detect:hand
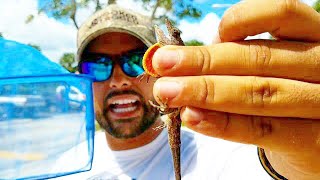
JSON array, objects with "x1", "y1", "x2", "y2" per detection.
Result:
[{"x1": 152, "y1": 0, "x2": 320, "y2": 179}]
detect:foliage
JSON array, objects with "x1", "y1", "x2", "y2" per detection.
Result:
[
  {"x1": 0, "y1": 32, "x2": 3, "y2": 38},
  {"x1": 95, "y1": 121, "x2": 102, "y2": 131},
  {"x1": 26, "y1": 0, "x2": 118, "y2": 29},
  {"x1": 314, "y1": 0, "x2": 320, "y2": 13},
  {"x1": 25, "y1": 14, "x2": 34, "y2": 24},
  {"x1": 137, "y1": 0, "x2": 202, "y2": 24},
  {"x1": 27, "y1": 0, "x2": 91, "y2": 29},
  {"x1": 59, "y1": 53, "x2": 77, "y2": 73},
  {"x1": 185, "y1": 39, "x2": 204, "y2": 46},
  {"x1": 28, "y1": 43, "x2": 41, "y2": 51}
]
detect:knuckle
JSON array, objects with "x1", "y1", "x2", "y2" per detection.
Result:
[
  {"x1": 195, "y1": 47, "x2": 212, "y2": 74},
  {"x1": 207, "y1": 111, "x2": 233, "y2": 139},
  {"x1": 214, "y1": 112, "x2": 232, "y2": 138},
  {"x1": 219, "y1": 3, "x2": 243, "y2": 36},
  {"x1": 247, "y1": 42, "x2": 272, "y2": 74},
  {"x1": 316, "y1": 135, "x2": 320, "y2": 153},
  {"x1": 228, "y1": 5, "x2": 242, "y2": 28},
  {"x1": 215, "y1": 114, "x2": 274, "y2": 144},
  {"x1": 310, "y1": 44, "x2": 320, "y2": 74},
  {"x1": 247, "y1": 116, "x2": 273, "y2": 144},
  {"x1": 313, "y1": 122, "x2": 320, "y2": 152},
  {"x1": 277, "y1": 0, "x2": 299, "y2": 17},
  {"x1": 246, "y1": 77, "x2": 277, "y2": 108},
  {"x1": 197, "y1": 77, "x2": 214, "y2": 106}
]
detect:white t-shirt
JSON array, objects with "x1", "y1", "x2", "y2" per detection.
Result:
[{"x1": 54, "y1": 126, "x2": 272, "y2": 180}]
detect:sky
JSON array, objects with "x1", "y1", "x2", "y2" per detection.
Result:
[{"x1": 0, "y1": 0, "x2": 318, "y2": 63}]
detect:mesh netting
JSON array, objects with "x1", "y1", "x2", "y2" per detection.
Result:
[{"x1": 0, "y1": 38, "x2": 94, "y2": 180}]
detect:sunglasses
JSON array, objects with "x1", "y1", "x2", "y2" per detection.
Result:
[{"x1": 79, "y1": 48, "x2": 147, "y2": 82}]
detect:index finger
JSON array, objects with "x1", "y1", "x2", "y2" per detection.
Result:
[
  {"x1": 152, "y1": 41, "x2": 320, "y2": 82},
  {"x1": 219, "y1": 0, "x2": 320, "y2": 42}
]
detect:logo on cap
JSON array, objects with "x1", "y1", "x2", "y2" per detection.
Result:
[{"x1": 89, "y1": 10, "x2": 139, "y2": 29}]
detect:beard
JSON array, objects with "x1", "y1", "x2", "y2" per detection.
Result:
[{"x1": 95, "y1": 89, "x2": 160, "y2": 139}]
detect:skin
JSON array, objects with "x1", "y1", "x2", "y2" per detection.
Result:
[
  {"x1": 85, "y1": 32, "x2": 163, "y2": 151},
  {"x1": 151, "y1": 0, "x2": 320, "y2": 179}
]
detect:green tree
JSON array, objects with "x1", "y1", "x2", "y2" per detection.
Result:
[
  {"x1": 137, "y1": 0, "x2": 202, "y2": 24},
  {"x1": 314, "y1": 0, "x2": 320, "y2": 13},
  {"x1": 0, "y1": 32, "x2": 3, "y2": 38},
  {"x1": 59, "y1": 53, "x2": 77, "y2": 72},
  {"x1": 185, "y1": 39, "x2": 204, "y2": 46},
  {"x1": 28, "y1": 43, "x2": 41, "y2": 51},
  {"x1": 26, "y1": 0, "x2": 118, "y2": 29}
]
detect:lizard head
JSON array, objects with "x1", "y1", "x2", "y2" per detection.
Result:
[{"x1": 165, "y1": 18, "x2": 182, "y2": 39}]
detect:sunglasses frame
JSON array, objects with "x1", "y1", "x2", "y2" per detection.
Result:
[{"x1": 79, "y1": 47, "x2": 147, "y2": 82}]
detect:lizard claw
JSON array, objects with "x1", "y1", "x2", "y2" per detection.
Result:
[
  {"x1": 137, "y1": 73, "x2": 150, "y2": 83},
  {"x1": 149, "y1": 98, "x2": 178, "y2": 115},
  {"x1": 154, "y1": 25, "x2": 170, "y2": 46},
  {"x1": 153, "y1": 123, "x2": 167, "y2": 131}
]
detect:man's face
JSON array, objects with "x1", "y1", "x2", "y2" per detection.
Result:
[{"x1": 84, "y1": 32, "x2": 159, "y2": 139}]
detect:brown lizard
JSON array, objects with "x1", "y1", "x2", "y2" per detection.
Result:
[{"x1": 141, "y1": 19, "x2": 184, "y2": 180}]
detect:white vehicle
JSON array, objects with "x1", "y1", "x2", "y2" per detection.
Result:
[
  {"x1": 56, "y1": 86, "x2": 86, "y2": 111},
  {"x1": 0, "y1": 95, "x2": 46, "y2": 119}
]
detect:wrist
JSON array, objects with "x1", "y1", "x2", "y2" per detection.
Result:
[
  {"x1": 258, "y1": 148, "x2": 320, "y2": 180},
  {"x1": 258, "y1": 148, "x2": 288, "y2": 180}
]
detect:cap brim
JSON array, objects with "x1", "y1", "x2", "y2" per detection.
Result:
[{"x1": 77, "y1": 27, "x2": 155, "y2": 62}]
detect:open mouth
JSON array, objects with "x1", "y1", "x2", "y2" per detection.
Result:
[
  {"x1": 107, "y1": 95, "x2": 142, "y2": 119},
  {"x1": 110, "y1": 99, "x2": 140, "y2": 113}
]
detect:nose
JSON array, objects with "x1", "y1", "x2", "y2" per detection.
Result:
[{"x1": 109, "y1": 64, "x2": 132, "y2": 89}]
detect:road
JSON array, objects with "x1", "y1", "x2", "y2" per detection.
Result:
[{"x1": 0, "y1": 112, "x2": 94, "y2": 180}]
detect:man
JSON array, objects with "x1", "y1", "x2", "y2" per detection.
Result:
[{"x1": 57, "y1": 4, "x2": 272, "y2": 180}]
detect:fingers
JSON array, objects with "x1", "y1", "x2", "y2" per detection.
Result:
[
  {"x1": 219, "y1": 0, "x2": 320, "y2": 42},
  {"x1": 180, "y1": 107, "x2": 320, "y2": 153},
  {"x1": 153, "y1": 76, "x2": 320, "y2": 119},
  {"x1": 153, "y1": 41, "x2": 320, "y2": 82}
]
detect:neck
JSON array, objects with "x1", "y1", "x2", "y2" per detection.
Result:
[{"x1": 105, "y1": 118, "x2": 165, "y2": 151}]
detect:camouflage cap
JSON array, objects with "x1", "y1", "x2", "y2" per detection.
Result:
[{"x1": 77, "y1": 4, "x2": 157, "y2": 62}]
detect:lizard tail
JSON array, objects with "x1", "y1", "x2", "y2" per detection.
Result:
[
  {"x1": 171, "y1": 146, "x2": 181, "y2": 180},
  {"x1": 168, "y1": 112, "x2": 182, "y2": 180}
]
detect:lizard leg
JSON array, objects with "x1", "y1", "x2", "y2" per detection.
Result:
[
  {"x1": 137, "y1": 72, "x2": 151, "y2": 83},
  {"x1": 154, "y1": 25, "x2": 171, "y2": 46}
]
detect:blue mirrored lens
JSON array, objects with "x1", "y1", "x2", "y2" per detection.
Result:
[
  {"x1": 120, "y1": 52, "x2": 144, "y2": 77},
  {"x1": 81, "y1": 62, "x2": 112, "y2": 81}
]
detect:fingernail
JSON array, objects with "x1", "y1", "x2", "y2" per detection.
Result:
[
  {"x1": 153, "y1": 48, "x2": 180, "y2": 70},
  {"x1": 154, "y1": 80, "x2": 182, "y2": 100},
  {"x1": 182, "y1": 107, "x2": 204, "y2": 125}
]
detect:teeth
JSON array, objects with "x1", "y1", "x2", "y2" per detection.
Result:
[
  {"x1": 112, "y1": 99, "x2": 137, "y2": 105},
  {"x1": 113, "y1": 106, "x2": 137, "y2": 113}
]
